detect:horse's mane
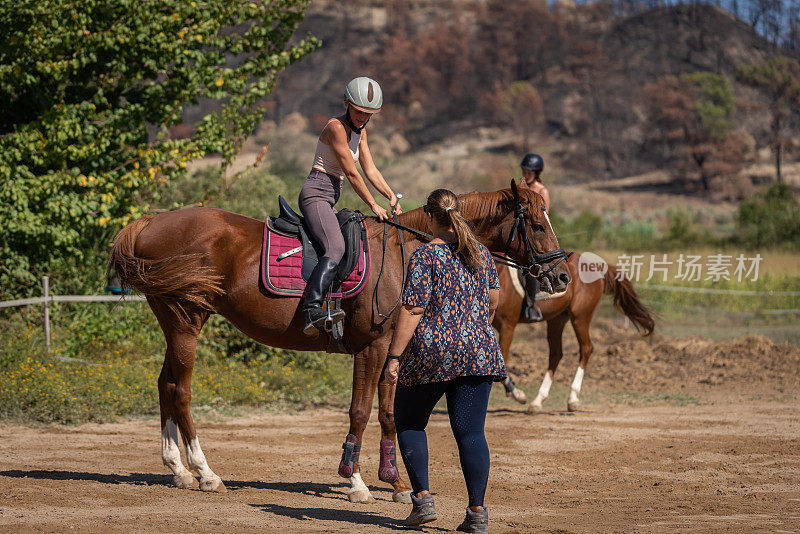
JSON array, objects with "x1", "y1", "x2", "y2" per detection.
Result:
[{"x1": 366, "y1": 188, "x2": 527, "y2": 242}]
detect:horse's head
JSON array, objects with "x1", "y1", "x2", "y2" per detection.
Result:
[{"x1": 485, "y1": 180, "x2": 571, "y2": 294}]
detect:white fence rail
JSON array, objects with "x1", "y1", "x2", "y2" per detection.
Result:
[
  {"x1": 0, "y1": 276, "x2": 146, "y2": 353},
  {"x1": 639, "y1": 284, "x2": 800, "y2": 297}
]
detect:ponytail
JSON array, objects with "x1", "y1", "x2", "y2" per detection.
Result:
[
  {"x1": 424, "y1": 189, "x2": 485, "y2": 269},
  {"x1": 449, "y1": 210, "x2": 484, "y2": 269}
]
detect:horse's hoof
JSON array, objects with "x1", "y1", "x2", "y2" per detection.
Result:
[
  {"x1": 527, "y1": 403, "x2": 544, "y2": 415},
  {"x1": 567, "y1": 400, "x2": 580, "y2": 412},
  {"x1": 348, "y1": 489, "x2": 373, "y2": 503},
  {"x1": 173, "y1": 472, "x2": 197, "y2": 489},
  {"x1": 393, "y1": 490, "x2": 412, "y2": 504},
  {"x1": 508, "y1": 388, "x2": 528, "y2": 404},
  {"x1": 199, "y1": 476, "x2": 227, "y2": 493}
]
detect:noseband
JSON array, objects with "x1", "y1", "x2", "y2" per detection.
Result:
[{"x1": 490, "y1": 202, "x2": 568, "y2": 276}]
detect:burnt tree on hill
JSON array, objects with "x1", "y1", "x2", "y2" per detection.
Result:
[
  {"x1": 642, "y1": 72, "x2": 744, "y2": 191},
  {"x1": 366, "y1": 19, "x2": 473, "y2": 130},
  {"x1": 483, "y1": 81, "x2": 545, "y2": 152},
  {"x1": 566, "y1": 38, "x2": 620, "y2": 173},
  {"x1": 475, "y1": 0, "x2": 565, "y2": 87},
  {"x1": 736, "y1": 56, "x2": 800, "y2": 183}
]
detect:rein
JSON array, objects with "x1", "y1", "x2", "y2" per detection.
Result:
[{"x1": 371, "y1": 214, "x2": 415, "y2": 322}]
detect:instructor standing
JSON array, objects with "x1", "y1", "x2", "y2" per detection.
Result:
[{"x1": 384, "y1": 189, "x2": 506, "y2": 533}]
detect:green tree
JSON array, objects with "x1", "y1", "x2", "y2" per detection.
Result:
[
  {"x1": 0, "y1": 0, "x2": 318, "y2": 298},
  {"x1": 736, "y1": 56, "x2": 800, "y2": 184}
]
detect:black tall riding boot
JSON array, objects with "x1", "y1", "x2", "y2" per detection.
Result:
[{"x1": 302, "y1": 257, "x2": 345, "y2": 336}]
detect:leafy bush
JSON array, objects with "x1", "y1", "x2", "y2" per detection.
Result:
[
  {"x1": 737, "y1": 183, "x2": 800, "y2": 249},
  {"x1": 613, "y1": 220, "x2": 657, "y2": 251},
  {"x1": 660, "y1": 209, "x2": 699, "y2": 248},
  {"x1": 552, "y1": 210, "x2": 602, "y2": 251},
  {"x1": 160, "y1": 165, "x2": 290, "y2": 220}
]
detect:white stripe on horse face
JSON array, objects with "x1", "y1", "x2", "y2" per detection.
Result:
[
  {"x1": 161, "y1": 419, "x2": 191, "y2": 476},
  {"x1": 542, "y1": 209, "x2": 559, "y2": 248}
]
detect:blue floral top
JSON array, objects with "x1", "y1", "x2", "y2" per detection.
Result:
[{"x1": 399, "y1": 241, "x2": 506, "y2": 386}]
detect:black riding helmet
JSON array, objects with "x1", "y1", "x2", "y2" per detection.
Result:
[{"x1": 520, "y1": 153, "x2": 544, "y2": 172}]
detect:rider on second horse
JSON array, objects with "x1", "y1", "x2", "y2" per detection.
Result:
[
  {"x1": 519, "y1": 153, "x2": 549, "y2": 210},
  {"x1": 299, "y1": 77, "x2": 402, "y2": 335},
  {"x1": 518, "y1": 153, "x2": 550, "y2": 321}
]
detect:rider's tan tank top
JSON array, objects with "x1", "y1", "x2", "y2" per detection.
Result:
[{"x1": 312, "y1": 123, "x2": 361, "y2": 181}]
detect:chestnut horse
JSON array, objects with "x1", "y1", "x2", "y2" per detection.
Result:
[
  {"x1": 108, "y1": 182, "x2": 569, "y2": 503},
  {"x1": 492, "y1": 253, "x2": 654, "y2": 413}
]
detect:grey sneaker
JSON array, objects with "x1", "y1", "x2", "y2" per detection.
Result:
[
  {"x1": 404, "y1": 493, "x2": 437, "y2": 527},
  {"x1": 456, "y1": 506, "x2": 488, "y2": 533}
]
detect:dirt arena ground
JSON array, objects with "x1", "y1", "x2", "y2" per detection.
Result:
[{"x1": 2, "y1": 321, "x2": 799, "y2": 533}]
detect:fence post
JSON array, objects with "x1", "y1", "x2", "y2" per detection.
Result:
[{"x1": 43, "y1": 276, "x2": 51, "y2": 354}]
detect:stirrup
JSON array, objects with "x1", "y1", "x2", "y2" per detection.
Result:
[
  {"x1": 302, "y1": 307, "x2": 345, "y2": 336},
  {"x1": 525, "y1": 304, "x2": 542, "y2": 322},
  {"x1": 322, "y1": 312, "x2": 345, "y2": 333}
]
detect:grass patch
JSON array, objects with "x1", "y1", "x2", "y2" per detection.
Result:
[{"x1": 0, "y1": 306, "x2": 352, "y2": 424}]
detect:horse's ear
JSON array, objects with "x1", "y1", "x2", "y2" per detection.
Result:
[{"x1": 510, "y1": 179, "x2": 519, "y2": 200}]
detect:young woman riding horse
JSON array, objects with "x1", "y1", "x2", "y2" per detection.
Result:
[
  {"x1": 493, "y1": 255, "x2": 654, "y2": 412},
  {"x1": 517, "y1": 153, "x2": 554, "y2": 322},
  {"x1": 299, "y1": 77, "x2": 401, "y2": 335},
  {"x1": 519, "y1": 153, "x2": 549, "y2": 210}
]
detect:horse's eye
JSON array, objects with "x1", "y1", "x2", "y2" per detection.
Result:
[{"x1": 531, "y1": 224, "x2": 545, "y2": 233}]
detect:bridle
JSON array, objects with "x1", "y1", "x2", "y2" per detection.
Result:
[{"x1": 491, "y1": 201, "x2": 568, "y2": 276}]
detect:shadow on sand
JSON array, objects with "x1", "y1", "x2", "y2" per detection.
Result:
[
  {"x1": 249, "y1": 503, "x2": 448, "y2": 531},
  {"x1": 0, "y1": 470, "x2": 395, "y2": 500},
  {"x1": 0, "y1": 469, "x2": 173, "y2": 486}
]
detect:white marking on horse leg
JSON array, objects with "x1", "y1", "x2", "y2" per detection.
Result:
[
  {"x1": 348, "y1": 472, "x2": 373, "y2": 503},
  {"x1": 530, "y1": 372, "x2": 552, "y2": 413},
  {"x1": 161, "y1": 419, "x2": 195, "y2": 489},
  {"x1": 568, "y1": 366, "x2": 585, "y2": 412},
  {"x1": 186, "y1": 436, "x2": 226, "y2": 492}
]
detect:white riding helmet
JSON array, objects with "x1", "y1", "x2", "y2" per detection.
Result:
[{"x1": 344, "y1": 77, "x2": 383, "y2": 113}]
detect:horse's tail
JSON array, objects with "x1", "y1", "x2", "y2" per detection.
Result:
[
  {"x1": 603, "y1": 264, "x2": 655, "y2": 336},
  {"x1": 107, "y1": 215, "x2": 223, "y2": 318}
]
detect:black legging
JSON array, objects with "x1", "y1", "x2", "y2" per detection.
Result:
[{"x1": 394, "y1": 376, "x2": 493, "y2": 507}]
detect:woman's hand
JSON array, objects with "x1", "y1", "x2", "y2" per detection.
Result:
[
  {"x1": 384, "y1": 358, "x2": 399, "y2": 385},
  {"x1": 390, "y1": 198, "x2": 402, "y2": 216},
  {"x1": 372, "y1": 203, "x2": 389, "y2": 221}
]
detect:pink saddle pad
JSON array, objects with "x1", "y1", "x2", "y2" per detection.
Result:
[{"x1": 261, "y1": 220, "x2": 369, "y2": 298}]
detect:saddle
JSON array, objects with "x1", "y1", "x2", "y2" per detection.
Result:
[
  {"x1": 261, "y1": 196, "x2": 369, "y2": 299},
  {"x1": 261, "y1": 197, "x2": 370, "y2": 354}
]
